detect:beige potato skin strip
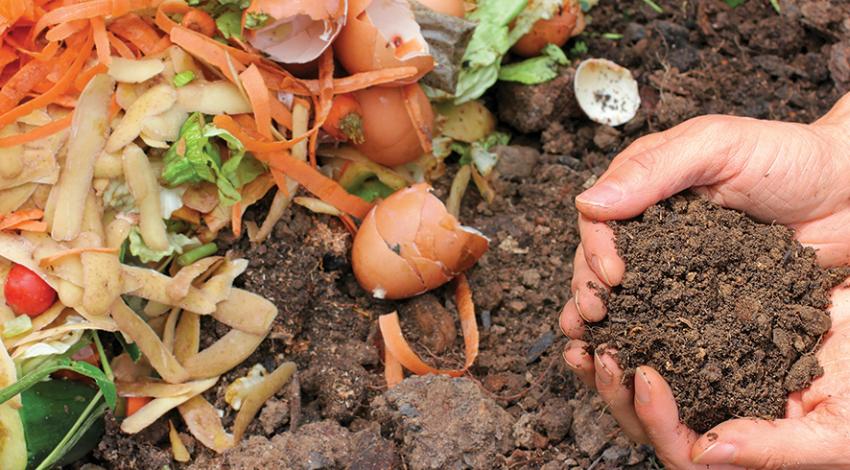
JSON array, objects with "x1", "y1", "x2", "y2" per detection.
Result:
[
  {"x1": 178, "y1": 395, "x2": 233, "y2": 453},
  {"x1": 110, "y1": 300, "x2": 189, "y2": 384},
  {"x1": 120, "y1": 377, "x2": 217, "y2": 434},
  {"x1": 0, "y1": 184, "x2": 37, "y2": 215},
  {"x1": 52, "y1": 74, "x2": 114, "y2": 240},
  {"x1": 106, "y1": 84, "x2": 176, "y2": 153},
  {"x1": 121, "y1": 265, "x2": 216, "y2": 314},
  {"x1": 81, "y1": 250, "x2": 122, "y2": 316},
  {"x1": 0, "y1": 123, "x2": 23, "y2": 179},
  {"x1": 211, "y1": 288, "x2": 275, "y2": 336},
  {"x1": 173, "y1": 310, "x2": 199, "y2": 363},
  {"x1": 122, "y1": 144, "x2": 169, "y2": 251}
]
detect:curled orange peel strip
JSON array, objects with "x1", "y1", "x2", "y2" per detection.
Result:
[{"x1": 379, "y1": 274, "x2": 479, "y2": 386}]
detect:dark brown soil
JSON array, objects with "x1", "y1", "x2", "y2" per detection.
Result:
[
  {"x1": 588, "y1": 195, "x2": 842, "y2": 433},
  {"x1": 87, "y1": 0, "x2": 850, "y2": 468}
]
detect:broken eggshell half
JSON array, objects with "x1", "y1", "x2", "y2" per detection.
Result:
[
  {"x1": 246, "y1": 0, "x2": 347, "y2": 64},
  {"x1": 574, "y1": 58, "x2": 640, "y2": 127},
  {"x1": 352, "y1": 183, "x2": 488, "y2": 300},
  {"x1": 334, "y1": 0, "x2": 435, "y2": 84}
]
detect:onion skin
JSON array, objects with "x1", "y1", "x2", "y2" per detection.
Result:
[
  {"x1": 352, "y1": 184, "x2": 488, "y2": 300},
  {"x1": 334, "y1": 0, "x2": 434, "y2": 84},
  {"x1": 512, "y1": 0, "x2": 584, "y2": 58},
  {"x1": 418, "y1": 0, "x2": 465, "y2": 17},
  {"x1": 352, "y1": 85, "x2": 433, "y2": 167}
]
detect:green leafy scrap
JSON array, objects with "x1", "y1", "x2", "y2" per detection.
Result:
[
  {"x1": 162, "y1": 113, "x2": 266, "y2": 207},
  {"x1": 498, "y1": 43, "x2": 569, "y2": 85},
  {"x1": 245, "y1": 12, "x2": 270, "y2": 29},
  {"x1": 128, "y1": 227, "x2": 199, "y2": 264}
]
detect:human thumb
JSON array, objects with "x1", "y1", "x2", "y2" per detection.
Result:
[
  {"x1": 690, "y1": 411, "x2": 847, "y2": 468},
  {"x1": 576, "y1": 119, "x2": 739, "y2": 221}
]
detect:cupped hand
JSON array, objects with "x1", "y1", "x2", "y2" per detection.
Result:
[
  {"x1": 559, "y1": 93, "x2": 850, "y2": 468},
  {"x1": 564, "y1": 281, "x2": 850, "y2": 469}
]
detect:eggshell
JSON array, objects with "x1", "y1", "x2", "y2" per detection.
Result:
[
  {"x1": 352, "y1": 84, "x2": 434, "y2": 167},
  {"x1": 512, "y1": 0, "x2": 583, "y2": 58},
  {"x1": 351, "y1": 205, "x2": 425, "y2": 299},
  {"x1": 246, "y1": 0, "x2": 347, "y2": 64},
  {"x1": 352, "y1": 184, "x2": 489, "y2": 300},
  {"x1": 574, "y1": 58, "x2": 640, "y2": 127},
  {"x1": 418, "y1": 0, "x2": 465, "y2": 17},
  {"x1": 334, "y1": 0, "x2": 434, "y2": 84}
]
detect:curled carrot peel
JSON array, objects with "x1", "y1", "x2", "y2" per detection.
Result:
[
  {"x1": 0, "y1": 113, "x2": 71, "y2": 148},
  {"x1": 212, "y1": 114, "x2": 304, "y2": 153},
  {"x1": 289, "y1": 67, "x2": 421, "y2": 96},
  {"x1": 126, "y1": 396, "x2": 152, "y2": 416},
  {"x1": 180, "y1": 9, "x2": 216, "y2": 37},
  {"x1": 91, "y1": 16, "x2": 110, "y2": 65},
  {"x1": 38, "y1": 247, "x2": 119, "y2": 267},
  {"x1": 0, "y1": 57, "x2": 52, "y2": 113},
  {"x1": 45, "y1": 19, "x2": 87, "y2": 42},
  {"x1": 0, "y1": 209, "x2": 43, "y2": 231},
  {"x1": 0, "y1": 30, "x2": 92, "y2": 130},
  {"x1": 239, "y1": 64, "x2": 272, "y2": 139},
  {"x1": 109, "y1": 13, "x2": 162, "y2": 55},
  {"x1": 260, "y1": 149, "x2": 372, "y2": 220},
  {"x1": 107, "y1": 31, "x2": 135, "y2": 59},
  {"x1": 379, "y1": 275, "x2": 479, "y2": 386}
]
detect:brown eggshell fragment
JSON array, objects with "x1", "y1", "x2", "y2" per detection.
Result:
[
  {"x1": 246, "y1": 0, "x2": 347, "y2": 64},
  {"x1": 512, "y1": 0, "x2": 583, "y2": 58},
  {"x1": 352, "y1": 184, "x2": 489, "y2": 300},
  {"x1": 334, "y1": 0, "x2": 435, "y2": 83},
  {"x1": 352, "y1": 85, "x2": 434, "y2": 167},
  {"x1": 351, "y1": 205, "x2": 425, "y2": 299}
]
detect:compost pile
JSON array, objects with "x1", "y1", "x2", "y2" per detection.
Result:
[{"x1": 589, "y1": 194, "x2": 845, "y2": 433}]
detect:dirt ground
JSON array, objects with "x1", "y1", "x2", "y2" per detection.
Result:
[{"x1": 85, "y1": 0, "x2": 850, "y2": 469}]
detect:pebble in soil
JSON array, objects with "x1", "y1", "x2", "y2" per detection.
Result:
[{"x1": 587, "y1": 194, "x2": 846, "y2": 433}]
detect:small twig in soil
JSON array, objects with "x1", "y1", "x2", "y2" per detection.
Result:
[
  {"x1": 586, "y1": 452, "x2": 605, "y2": 470},
  {"x1": 769, "y1": 0, "x2": 781, "y2": 14},
  {"x1": 642, "y1": 0, "x2": 664, "y2": 14},
  {"x1": 288, "y1": 372, "x2": 301, "y2": 433}
]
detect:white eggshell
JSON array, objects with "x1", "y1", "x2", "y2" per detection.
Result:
[{"x1": 574, "y1": 58, "x2": 640, "y2": 127}]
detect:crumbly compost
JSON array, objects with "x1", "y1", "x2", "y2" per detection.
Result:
[{"x1": 588, "y1": 194, "x2": 844, "y2": 433}]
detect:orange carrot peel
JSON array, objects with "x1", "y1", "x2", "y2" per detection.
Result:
[{"x1": 379, "y1": 275, "x2": 479, "y2": 387}]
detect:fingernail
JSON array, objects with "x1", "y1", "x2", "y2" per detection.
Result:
[
  {"x1": 576, "y1": 183, "x2": 623, "y2": 209},
  {"x1": 595, "y1": 352, "x2": 613, "y2": 385},
  {"x1": 635, "y1": 368, "x2": 651, "y2": 404},
  {"x1": 574, "y1": 294, "x2": 590, "y2": 322},
  {"x1": 693, "y1": 442, "x2": 737, "y2": 465},
  {"x1": 563, "y1": 349, "x2": 580, "y2": 369},
  {"x1": 591, "y1": 255, "x2": 613, "y2": 286}
]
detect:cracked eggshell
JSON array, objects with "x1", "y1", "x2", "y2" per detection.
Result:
[
  {"x1": 334, "y1": 0, "x2": 435, "y2": 84},
  {"x1": 512, "y1": 0, "x2": 584, "y2": 58},
  {"x1": 246, "y1": 0, "x2": 347, "y2": 64},
  {"x1": 352, "y1": 84, "x2": 434, "y2": 167},
  {"x1": 574, "y1": 58, "x2": 640, "y2": 127},
  {"x1": 352, "y1": 184, "x2": 489, "y2": 300}
]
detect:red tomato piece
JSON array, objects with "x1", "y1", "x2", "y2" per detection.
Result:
[{"x1": 4, "y1": 263, "x2": 56, "y2": 317}]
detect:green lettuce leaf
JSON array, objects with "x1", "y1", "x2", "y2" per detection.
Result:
[
  {"x1": 455, "y1": 131, "x2": 510, "y2": 176},
  {"x1": 498, "y1": 43, "x2": 569, "y2": 84},
  {"x1": 162, "y1": 113, "x2": 266, "y2": 207},
  {"x1": 127, "y1": 227, "x2": 199, "y2": 263},
  {"x1": 216, "y1": 10, "x2": 242, "y2": 39},
  {"x1": 455, "y1": 0, "x2": 565, "y2": 103}
]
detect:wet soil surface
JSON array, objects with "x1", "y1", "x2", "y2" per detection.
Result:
[
  {"x1": 587, "y1": 195, "x2": 842, "y2": 433},
  {"x1": 88, "y1": 0, "x2": 850, "y2": 469}
]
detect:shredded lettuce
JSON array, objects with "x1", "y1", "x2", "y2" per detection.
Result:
[
  {"x1": 498, "y1": 43, "x2": 569, "y2": 84},
  {"x1": 102, "y1": 180, "x2": 136, "y2": 213},
  {"x1": 187, "y1": 0, "x2": 250, "y2": 39},
  {"x1": 2, "y1": 315, "x2": 32, "y2": 339},
  {"x1": 455, "y1": 0, "x2": 565, "y2": 103},
  {"x1": 173, "y1": 70, "x2": 196, "y2": 87},
  {"x1": 456, "y1": 131, "x2": 511, "y2": 176},
  {"x1": 127, "y1": 227, "x2": 200, "y2": 263},
  {"x1": 161, "y1": 113, "x2": 266, "y2": 207}
]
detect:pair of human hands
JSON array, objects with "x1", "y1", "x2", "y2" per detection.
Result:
[{"x1": 560, "y1": 93, "x2": 850, "y2": 469}]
